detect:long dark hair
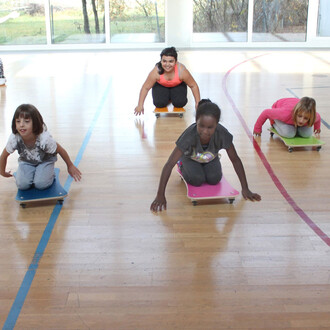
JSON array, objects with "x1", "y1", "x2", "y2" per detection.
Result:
[{"x1": 156, "y1": 47, "x2": 178, "y2": 74}]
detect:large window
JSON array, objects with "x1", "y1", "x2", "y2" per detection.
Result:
[
  {"x1": 318, "y1": 0, "x2": 330, "y2": 37},
  {"x1": 193, "y1": 0, "x2": 310, "y2": 44},
  {"x1": 50, "y1": 0, "x2": 105, "y2": 44},
  {"x1": 0, "y1": 0, "x2": 47, "y2": 45},
  {"x1": 0, "y1": 0, "x2": 164, "y2": 46},
  {"x1": 253, "y1": 0, "x2": 308, "y2": 42},
  {"x1": 0, "y1": 0, "x2": 329, "y2": 49},
  {"x1": 109, "y1": 0, "x2": 165, "y2": 43},
  {"x1": 193, "y1": 0, "x2": 248, "y2": 42}
]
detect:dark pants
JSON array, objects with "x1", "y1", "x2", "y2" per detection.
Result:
[
  {"x1": 152, "y1": 82, "x2": 187, "y2": 108},
  {"x1": 181, "y1": 156, "x2": 222, "y2": 186},
  {"x1": 0, "y1": 58, "x2": 4, "y2": 78}
]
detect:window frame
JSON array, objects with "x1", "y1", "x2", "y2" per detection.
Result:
[{"x1": 0, "y1": 0, "x2": 329, "y2": 51}]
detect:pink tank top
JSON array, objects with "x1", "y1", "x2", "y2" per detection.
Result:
[{"x1": 158, "y1": 64, "x2": 182, "y2": 88}]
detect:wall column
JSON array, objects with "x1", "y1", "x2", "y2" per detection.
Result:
[{"x1": 166, "y1": 0, "x2": 192, "y2": 47}]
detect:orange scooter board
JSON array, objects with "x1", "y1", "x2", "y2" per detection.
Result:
[
  {"x1": 176, "y1": 164, "x2": 239, "y2": 205},
  {"x1": 154, "y1": 106, "x2": 185, "y2": 118}
]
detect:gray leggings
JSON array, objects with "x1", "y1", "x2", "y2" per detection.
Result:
[
  {"x1": 16, "y1": 161, "x2": 55, "y2": 190},
  {"x1": 274, "y1": 120, "x2": 313, "y2": 138},
  {"x1": 181, "y1": 156, "x2": 222, "y2": 186}
]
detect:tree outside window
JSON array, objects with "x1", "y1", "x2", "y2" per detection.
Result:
[
  {"x1": 109, "y1": 0, "x2": 165, "y2": 43},
  {"x1": 253, "y1": 0, "x2": 309, "y2": 42}
]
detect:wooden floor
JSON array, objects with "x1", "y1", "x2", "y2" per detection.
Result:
[{"x1": 0, "y1": 49, "x2": 330, "y2": 329}]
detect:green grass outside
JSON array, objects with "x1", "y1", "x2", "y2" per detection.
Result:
[
  {"x1": 110, "y1": 16, "x2": 165, "y2": 35},
  {"x1": 0, "y1": 15, "x2": 47, "y2": 44},
  {"x1": 0, "y1": 12, "x2": 165, "y2": 45}
]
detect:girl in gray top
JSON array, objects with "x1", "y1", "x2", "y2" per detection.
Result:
[
  {"x1": 0, "y1": 104, "x2": 81, "y2": 190},
  {"x1": 150, "y1": 100, "x2": 261, "y2": 212}
]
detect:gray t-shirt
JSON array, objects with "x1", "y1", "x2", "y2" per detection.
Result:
[
  {"x1": 6, "y1": 131, "x2": 57, "y2": 165},
  {"x1": 176, "y1": 123, "x2": 233, "y2": 163}
]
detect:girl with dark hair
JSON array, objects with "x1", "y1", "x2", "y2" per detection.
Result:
[
  {"x1": 134, "y1": 47, "x2": 200, "y2": 115},
  {"x1": 150, "y1": 100, "x2": 261, "y2": 212},
  {"x1": 0, "y1": 58, "x2": 6, "y2": 86},
  {"x1": 0, "y1": 104, "x2": 81, "y2": 190}
]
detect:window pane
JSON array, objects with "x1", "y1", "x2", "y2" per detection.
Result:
[
  {"x1": 193, "y1": 0, "x2": 248, "y2": 43},
  {"x1": 318, "y1": 0, "x2": 330, "y2": 36},
  {"x1": 109, "y1": 0, "x2": 165, "y2": 43},
  {"x1": 253, "y1": 0, "x2": 308, "y2": 42},
  {"x1": 0, "y1": 1, "x2": 46, "y2": 45},
  {"x1": 50, "y1": 0, "x2": 105, "y2": 44}
]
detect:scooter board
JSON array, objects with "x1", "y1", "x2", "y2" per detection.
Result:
[
  {"x1": 15, "y1": 168, "x2": 68, "y2": 208},
  {"x1": 268, "y1": 127, "x2": 325, "y2": 152},
  {"x1": 176, "y1": 165, "x2": 239, "y2": 205},
  {"x1": 154, "y1": 107, "x2": 185, "y2": 118}
]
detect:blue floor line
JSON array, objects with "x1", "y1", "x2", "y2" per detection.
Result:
[{"x1": 3, "y1": 81, "x2": 112, "y2": 330}]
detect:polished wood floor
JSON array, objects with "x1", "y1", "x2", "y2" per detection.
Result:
[{"x1": 0, "y1": 49, "x2": 330, "y2": 329}]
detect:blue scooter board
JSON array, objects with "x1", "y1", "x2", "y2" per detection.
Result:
[{"x1": 16, "y1": 168, "x2": 68, "y2": 208}]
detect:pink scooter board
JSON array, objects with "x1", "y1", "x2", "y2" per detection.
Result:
[{"x1": 176, "y1": 164, "x2": 239, "y2": 205}]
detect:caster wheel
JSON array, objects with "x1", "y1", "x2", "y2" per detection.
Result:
[
  {"x1": 229, "y1": 198, "x2": 234, "y2": 204},
  {"x1": 179, "y1": 114, "x2": 183, "y2": 118},
  {"x1": 270, "y1": 132, "x2": 274, "y2": 137},
  {"x1": 288, "y1": 147, "x2": 293, "y2": 153},
  {"x1": 192, "y1": 201, "x2": 197, "y2": 206},
  {"x1": 317, "y1": 146, "x2": 321, "y2": 151},
  {"x1": 155, "y1": 114, "x2": 160, "y2": 118},
  {"x1": 20, "y1": 203, "x2": 26, "y2": 208}
]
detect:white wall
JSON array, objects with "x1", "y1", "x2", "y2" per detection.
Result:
[
  {"x1": 318, "y1": 0, "x2": 330, "y2": 36},
  {"x1": 166, "y1": 0, "x2": 192, "y2": 47}
]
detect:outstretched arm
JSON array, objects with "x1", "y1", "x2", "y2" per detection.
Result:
[
  {"x1": 181, "y1": 66, "x2": 200, "y2": 109},
  {"x1": 0, "y1": 148, "x2": 13, "y2": 177},
  {"x1": 134, "y1": 68, "x2": 158, "y2": 116},
  {"x1": 253, "y1": 108, "x2": 275, "y2": 135},
  {"x1": 314, "y1": 112, "x2": 321, "y2": 137},
  {"x1": 226, "y1": 144, "x2": 261, "y2": 201},
  {"x1": 150, "y1": 146, "x2": 183, "y2": 212},
  {"x1": 56, "y1": 143, "x2": 81, "y2": 181}
]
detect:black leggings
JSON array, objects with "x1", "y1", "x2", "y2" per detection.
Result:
[
  {"x1": 181, "y1": 156, "x2": 222, "y2": 186},
  {"x1": 0, "y1": 59, "x2": 4, "y2": 78},
  {"x1": 152, "y1": 82, "x2": 187, "y2": 108}
]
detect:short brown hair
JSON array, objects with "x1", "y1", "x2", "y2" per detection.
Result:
[{"x1": 12, "y1": 104, "x2": 45, "y2": 135}]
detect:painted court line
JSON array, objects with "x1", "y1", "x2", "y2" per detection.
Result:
[
  {"x1": 222, "y1": 54, "x2": 330, "y2": 247},
  {"x1": 3, "y1": 81, "x2": 112, "y2": 330}
]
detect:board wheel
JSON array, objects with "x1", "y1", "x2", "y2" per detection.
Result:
[
  {"x1": 316, "y1": 146, "x2": 321, "y2": 151},
  {"x1": 155, "y1": 113, "x2": 160, "y2": 118},
  {"x1": 20, "y1": 203, "x2": 26, "y2": 208},
  {"x1": 229, "y1": 198, "x2": 235, "y2": 204},
  {"x1": 270, "y1": 132, "x2": 274, "y2": 137},
  {"x1": 179, "y1": 114, "x2": 183, "y2": 118},
  {"x1": 288, "y1": 147, "x2": 293, "y2": 153},
  {"x1": 58, "y1": 199, "x2": 64, "y2": 205},
  {"x1": 192, "y1": 201, "x2": 197, "y2": 206}
]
